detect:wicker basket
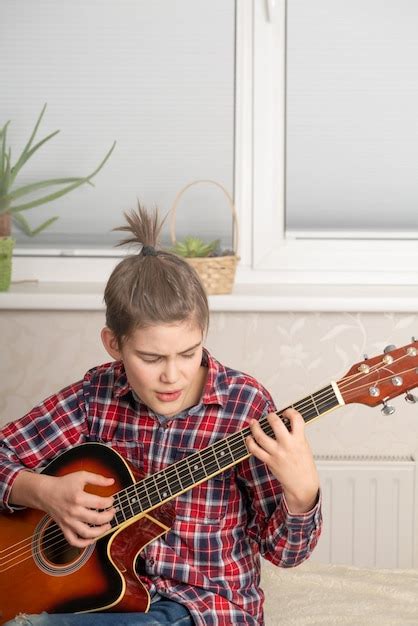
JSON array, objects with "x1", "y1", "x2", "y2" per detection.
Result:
[
  {"x1": 0, "y1": 238, "x2": 14, "y2": 292},
  {"x1": 169, "y1": 179, "x2": 239, "y2": 295}
]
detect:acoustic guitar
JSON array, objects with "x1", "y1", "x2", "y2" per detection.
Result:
[{"x1": 1, "y1": 341, "x2": 417, "y2": 623}]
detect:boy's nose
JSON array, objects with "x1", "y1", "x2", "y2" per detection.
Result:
[{"x1": 161, "y1": 360, "x2": 179, "y2": 383}]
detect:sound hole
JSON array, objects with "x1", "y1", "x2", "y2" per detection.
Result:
[
  {"x1": 33, "y1": 516, "x2": 94, "y2": 576},
  {"x1": 41, "y1": 520, "x2": 81, "y2": 565}
]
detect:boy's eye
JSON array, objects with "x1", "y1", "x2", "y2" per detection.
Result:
[
  {"x1": 141, "y1": 356, "x2": 161, "y2": 363},
  {"x1": 139, "y1": 352, "x2": 195, "y2": 362}
]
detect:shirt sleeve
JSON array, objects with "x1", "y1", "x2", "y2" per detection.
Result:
[
  {"x1": 236, "y1": 387, "x2": 322, "y2": 568},
  {"x1": 237, "y1": 452, "x2": 322, "y2": 567},
  {"x1": 0, "y1": 379, "x2": 89, "y2": 511}
]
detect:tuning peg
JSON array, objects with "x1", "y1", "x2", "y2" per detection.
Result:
[
  {"x1": 405, "y1": 392, "x2": 418, "y2": 404},
  {"x1": 391, "y1": 376, "x2": 403, "y2": 387},
  {"x1": 381, "y1": 400, "x2": 395, "y2": 416},
  {"x1": 411, "y1": 336, "x2": 416, "y2": 342},
  {"x1": 384, "y1": 344, "x2": 396, "y2": 354}
]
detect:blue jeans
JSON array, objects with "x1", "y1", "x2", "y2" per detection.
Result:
[{"x1": 4, "y1": 599, "x2": 193, "y2": 626}]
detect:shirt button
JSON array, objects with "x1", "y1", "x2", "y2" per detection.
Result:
[{"x1": 148, "y1": 558, "x2": 155, "y2": 566}]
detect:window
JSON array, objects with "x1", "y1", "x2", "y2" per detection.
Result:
[
  {"x1": 236, "y1": 0, "x2": 418, "y2": 285},
  {"x1": 2, "y1": 0, "x2": 235, "y2": 282}
]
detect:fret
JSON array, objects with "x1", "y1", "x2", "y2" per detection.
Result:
[
  {"x1": 224, "y1": 435, "x2": 237, "y2": 463},
  {"x1": 175, "y1": 456, "x2": 196, "y2": 490},
  {"x1": 310, "y1": 394, "x2": 320, "y2": 416},
  {"x1": 112, "y1": 495, "x2": 128, "y2": 527},
  {"x1": 136, "y1": 479, "x2": 153, "y2": 512},
  {"x1": 187, "y1": 453, "x2": 208, "y2": 483},
  {"x1": 125, "y1": 491, "x2": 138, "y2": 519},
  {"x1": 154, "y1": 470, "x2": 172, "y2": 502},
  {"x1": 165, "y1": 462, "x2": 183, "y2": 495},
  {"x1": 294, "y1": 385, "x2": 339, "y2": 424},
  {"x1": 300, "y1": 406, "x2": 320, "y2": 422},
  {"x1": 110, "y1": 505, "x2": 120, "y2": 529},
  {"x1": 227, "y1": 430, "x2": 248, "y2": 462},
  {"x1": 110, "y1": 514, "x2": 122, "y2": 529},
  {"x1": 314, "y1": 385, "x2": 339, "y2": 415},
  {"x1": 214, "y1": 438, "x2": 234, "y2": 468},
  {"x1": 147, "y1": 475, "x2": 164, "y2": 507},
  {"x1": 112, "y1": 487, "x2": 145, "y2": 527},
  {"x1": 260, "y1": 416, "x2": 274, "y2": 438},
  {"x1": 294, "y1": 398, "x2": 316, "y2": 422},
  {"x1": 201, "y1": 447, "x2": 220, "y2": 476}
]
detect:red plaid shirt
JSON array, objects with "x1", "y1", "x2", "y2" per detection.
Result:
[{"x1": 0, "y1": 349, "x2": 321, "y2": 625}]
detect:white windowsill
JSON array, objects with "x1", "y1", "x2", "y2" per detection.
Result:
[{"x1": 1, "y1": 281, "x2": 418, "y2": 312}]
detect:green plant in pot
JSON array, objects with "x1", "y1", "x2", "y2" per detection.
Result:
[
  {"x1": 0, "y1": 104, "x2": 115, "y2": 291},
  {"x1": 171, "y1": 236, "x2": 220, "y2": 258}
]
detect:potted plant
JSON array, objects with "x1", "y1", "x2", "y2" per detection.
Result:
[
  {"x1": 171, "y1": 236, "x2": 220, "y2": 258},
  {"x1": 0, "y1": 104, "x2": 115, "y2": 290},
  {"x1": 170, "y1": 234, "x2": 237, "y2": 295},
  {"x1": 168, "y1": 180, "x2": 239, "y2": 295}
]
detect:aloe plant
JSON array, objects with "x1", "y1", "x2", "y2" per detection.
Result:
[
  {"x1": 0, "y1": 104, "x2": 115, "y2": 237},
  {"x1": 171, "y1": 236, "x2": 220, "y2": 258}
]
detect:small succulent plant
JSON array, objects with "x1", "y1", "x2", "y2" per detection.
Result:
[{"x1": 171, "y1": 236, "x2": 220, "y2": 258}]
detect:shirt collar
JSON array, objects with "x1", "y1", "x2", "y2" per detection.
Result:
[
  {"x1": 113, "y1": 362, "x2": 130, "y2": 398},
  {"x1": 200, "y1": 347, "x2": 228, "y2": 408}
]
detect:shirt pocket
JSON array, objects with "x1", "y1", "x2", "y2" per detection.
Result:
[
  {"x1": 173, "y1": 447, "x2": 233, "y2": 524},
  {"x1": 91, "y1": 429, "x2": 145, "y2": 473}
]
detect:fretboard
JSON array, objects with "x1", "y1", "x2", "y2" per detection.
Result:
[{"x1": 111, "y1": 383, "x2": 340, "y2": 528}]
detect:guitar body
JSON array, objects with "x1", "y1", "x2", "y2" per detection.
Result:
[{"x1": 0, "y1": 443, "x2": 175, "y2": 624}]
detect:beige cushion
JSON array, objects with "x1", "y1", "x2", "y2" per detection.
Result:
[{"x1": 262, "y1": 559, "x2": 418, "y2": 625}]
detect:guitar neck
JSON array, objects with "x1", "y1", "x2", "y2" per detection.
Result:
[{"x1": 111, "y1": 383, "x2": 342, "y2": 529}]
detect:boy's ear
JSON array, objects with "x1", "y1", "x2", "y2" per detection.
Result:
[{"x1": 101, "y1": 327, "x2": 122, "y2": 360}]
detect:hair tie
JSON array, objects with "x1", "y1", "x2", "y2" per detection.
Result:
[{"x1": 141, "y1": 245, "x2": 158, "y2": 256}]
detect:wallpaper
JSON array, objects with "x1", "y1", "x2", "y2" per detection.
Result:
[{"x1": 1, "y1": 310, "x2": 417, "y2": 458}]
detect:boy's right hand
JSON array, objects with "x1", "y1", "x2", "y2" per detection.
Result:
[{"x1": 10, "y1": 470, "x2": 116, "y2": 547}]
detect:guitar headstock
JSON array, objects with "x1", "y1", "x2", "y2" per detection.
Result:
[{"x1": 337, "y1": 339, "x2": 418, "y2": 411}]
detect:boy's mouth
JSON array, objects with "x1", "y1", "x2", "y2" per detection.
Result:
[{"x1": 155, "y1": 390, "x2": 182, "y2": 402}]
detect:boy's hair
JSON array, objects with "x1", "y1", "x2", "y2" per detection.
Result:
[{"x1": 104, "y1": 204, "x2": 209, "y2": 344}]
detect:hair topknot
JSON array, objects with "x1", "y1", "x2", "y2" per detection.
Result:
[
  {"x1": 104, "y1": 203, "x2": 209, "y2": 344},
  {"x1": 113, "y1": 202, "x2": 163, "y2": 250}
]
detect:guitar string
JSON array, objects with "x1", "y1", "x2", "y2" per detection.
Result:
[
  {"x1": 1, "y1": 355, "x2": 413, "y2": 570},
  {"x1": 0, "y1": 353, "x2": 414, "y2": 568},
  {"x1": 1, "y1": 354, "x2": 415, "y2": 570}
]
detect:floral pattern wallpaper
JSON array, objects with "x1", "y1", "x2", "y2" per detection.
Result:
[{"x1": 1, "y1": 310, "x2": 417, "y2": 458}]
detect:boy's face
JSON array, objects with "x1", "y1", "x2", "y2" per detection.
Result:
[{"x1": 102, "y1": 320, "x2": 205, "y2": 417}]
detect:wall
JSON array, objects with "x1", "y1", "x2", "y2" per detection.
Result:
[{"x1": 1, "y1": 310, "x2": 417, "y2": 458}]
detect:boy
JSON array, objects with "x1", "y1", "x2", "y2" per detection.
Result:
[{"x1": 0, "y1": 206, "x2": 321, "y2": 626}]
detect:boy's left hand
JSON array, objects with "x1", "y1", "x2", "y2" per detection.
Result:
[{"x1": 247, "y1": 409, "x2": 320, "y2": 514}]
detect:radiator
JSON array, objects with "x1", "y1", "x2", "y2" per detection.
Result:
[{"x1": 310, "y1": 455, "x2": 417, "y2": 568}]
